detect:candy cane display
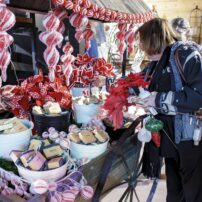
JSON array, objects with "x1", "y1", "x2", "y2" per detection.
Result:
[
  {"x1": 40, "y1": 11, "x2": 64, "y2": 82},
  {"x1": 60, "y1": 42, "x2": 75, "y2": 86},
  {"x1": 0, "y1": 1, "x2": 15, "y2": 82},
  {"x1": 69, "y1": 12, "x2": 89, "y2": 44},
  {"x1": 117, "y1": 23, "x2": 127, "y2": 60},
  {"x1": 125, "y1": 24, "x2": 136, "y2": 54}
]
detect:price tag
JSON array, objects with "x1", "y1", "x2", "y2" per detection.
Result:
[{"x1": 148, "y1": 107, "x2": 158, "y2": 116}]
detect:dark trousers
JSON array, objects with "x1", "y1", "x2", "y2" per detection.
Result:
[{"x1": 165, "y1": 141, "x2": 202, "y2": 202}]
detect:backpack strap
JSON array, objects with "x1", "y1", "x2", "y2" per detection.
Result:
[{"x1": 174, "y1": 49, "x2": 187, "y2": 83}]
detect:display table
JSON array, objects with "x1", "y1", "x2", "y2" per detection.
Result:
[{"x1": 0, "y1": 116, "x2": 144, "y2": 202}]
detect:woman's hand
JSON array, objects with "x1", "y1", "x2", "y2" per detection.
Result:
[{"x1": 142, "y1": 92, "x2": 158, "y2": 108}]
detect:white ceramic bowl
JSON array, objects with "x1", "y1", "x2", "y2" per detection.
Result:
[
  {"x1": 70, "y1": 134, "x2": 109, "y2": 160},
  {"x1": 17, "y1": 160, "x2": 68, "y2": 183},
  {"x1": 73, "y1": 103, "x2": 100, "y2": 124},
  {"x1": 0, "y1": 119, "x2": 34, "y2": 160}
]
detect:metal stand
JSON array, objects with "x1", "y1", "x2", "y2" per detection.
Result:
[
  {"x1": 92, "y1": 116, "x2": 146, "y2": 202},
  {"x1": 122, "y1": 48, "x2": 128, "y2": 78},
  {"x1": 101, "y1": 146, "x2": 143, "y2": 202}
]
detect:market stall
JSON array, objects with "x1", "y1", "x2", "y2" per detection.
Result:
[{"x1": 0, "y1": 0, "x2": 155, "y2": 201}]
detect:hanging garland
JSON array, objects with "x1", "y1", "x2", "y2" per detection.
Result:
[{"x1": 52, "y1": 0, "x2": 153, "y2": 24}]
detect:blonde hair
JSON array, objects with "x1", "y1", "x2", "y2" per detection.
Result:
[{"x1": 137, "y1": 18, "x2": 177, "y2": 55}]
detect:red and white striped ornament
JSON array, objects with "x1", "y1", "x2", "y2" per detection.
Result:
[
  {"x1": 64, "y1": 0, "x2": 74, "y2": 10},
  {"x1": 0, "y1": 7, "x2": 16, "y2": 32},
  {"x1": 44, "y1": 47, "x2": 60, "y2": 70},
  {"x1": 0, "y1": 32, "x2": 13, "y2": 50},
  {"x1": 39, "y1": 30, "x2": 63, "y2": 47},
  {"x1": 83, "y1": 0, "x2": 91, "y2": 8},
  {"x1": 73, "y1": 4, "x2": 81, "y2": 13},
  {"x1": 43, "y1": 12, "x2": 60, "y2": 31},
  {"x1": 52, "y1": 0, "x2": 64, "y2": 6},
  {"x1": 86, "y1": 9, "x2": 93, "y2": 17},
  {"x1": 0, "y1": 50, "x2": 10, "y2": 82},
  {"x1": 53, "y1": 7, "x2": 67, "y2": 20}
]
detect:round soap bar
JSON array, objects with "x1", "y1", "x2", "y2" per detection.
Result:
[
  {"x1": 81, "y1": 186, "x2": 94, "y2": 200},
  {"x1": 31, "y1": 180, "x2": 48, "y2": 194}
]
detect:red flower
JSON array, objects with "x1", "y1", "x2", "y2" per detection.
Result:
[
  {"x1": 75, "y1": 53, "x2": 94, "y2": 66},
  {"x1": 94, "y1": 58, "x2": 115, "y2": 77},
  {"x1": 103, "y1": 73, "x2": 149, "y2": 130}
]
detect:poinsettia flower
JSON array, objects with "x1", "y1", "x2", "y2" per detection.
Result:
[
  {"x1": 75, "y1": 53, "x2": 94, "y2": 65},
  {"x1": 102, "y1": 73, "x2": 149, "y2": 130},
  {"x1": 94, "y1": 58, "x2": 115, "y2": 77}
]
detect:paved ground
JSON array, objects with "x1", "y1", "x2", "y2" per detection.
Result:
[{"x1": 101, "y1": 179, "x2": 167, "y2": 202}]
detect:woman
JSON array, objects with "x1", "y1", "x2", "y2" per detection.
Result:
[
  {"x1": 171, "y1": 17, "x2": 192, "y2": 41},
  {"x1": 138, "y1": 18, "x2": 202, "y2": 202}
]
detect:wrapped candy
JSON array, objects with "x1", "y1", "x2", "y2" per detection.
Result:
[{"x1": 145, "y1": 118, "x2": 164, "y2": 147}]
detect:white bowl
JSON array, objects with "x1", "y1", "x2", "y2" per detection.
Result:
[
  {"x1": 73, "y1": 103, "x2": 100, "y2": 124},
  {"x1": 0, "y1": 119, "x2": 33, "y2": 160},
  {"x1": 17, "y1": 160, "x2": 68, "y2": 183},
  {"x1": 71, "y1": 87, "x2": 90, "y2": 97},
  {"x1": 70, "y1": 134, "x2": 109, "y2": 160}
]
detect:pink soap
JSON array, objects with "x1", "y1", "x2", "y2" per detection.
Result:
[{"x1": 81, "y1": 186, "x2": 94, "y2": 200}]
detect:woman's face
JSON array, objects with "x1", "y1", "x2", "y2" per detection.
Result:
[{"x1": 146, "y1": 53, "x2": 162, "y2": 61}]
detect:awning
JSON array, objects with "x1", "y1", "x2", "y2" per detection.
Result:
[{"x1": 8, "y1": 0, "x2": 151, "y2": 16}]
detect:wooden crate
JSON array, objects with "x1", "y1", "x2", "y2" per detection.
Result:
[{"x1": 76, "y1": 137, "x2": 141, "y2": 201}]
